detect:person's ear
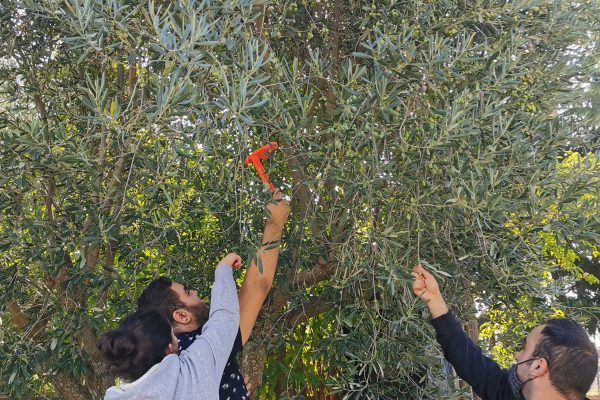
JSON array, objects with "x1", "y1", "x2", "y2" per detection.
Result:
[
  {"x1": 166, "y1": 343, "x2": 175, "y2": 355},
  {"x1": 172, "y1": 308, "x2": 192, "y2": 325},
  {"x1": 530, "y1": 357, "x2": 549, "y2": 378}
]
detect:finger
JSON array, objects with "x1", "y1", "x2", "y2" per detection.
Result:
[
  {"x1": 421, "y1": 269, "x2": 435, "y2": 281},
  {"x1": 412, "y1": 280, "x2": 424, "y2": 289},
  {"x1": 414, "y1": 264, "x2": 435, "y2": 280},
  {"x1": 273, "y1": 189, "x2": 284, "y2": 201},
  {"x1": 412, "y1": 281, "x2": 427, "y2": 296},
  {"x1": 410, "y1": 271, "x2": 423, "y2": 279},
  {"x1": 412, "y1": 280, "x2": 424, "y2": 288},
  {"x1": 413, "y1": 264, "x2": 425, "y2": 274},
  {"x1": 411, "y1": 276, "x2": 425, "y2": 288},
  {"x1": 412, "y1": 282, "x2": 425, "y2": 293}
]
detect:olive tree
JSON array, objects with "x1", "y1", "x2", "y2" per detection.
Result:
[{"x1": 1, "y1": 0, "x2": 598, "y2": 399}]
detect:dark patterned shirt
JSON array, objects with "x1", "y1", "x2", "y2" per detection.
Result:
[{"x1": 177, "y1": 327, "x2": 249, "y2": 400}]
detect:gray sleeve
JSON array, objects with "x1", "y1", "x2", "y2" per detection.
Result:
[{"x1": 184, "y1": 265, "x2": 240, "y2": 375}]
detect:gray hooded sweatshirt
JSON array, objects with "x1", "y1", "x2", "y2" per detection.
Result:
[{"x1": 104, "y1": 265, "x2": 239, "y2": 400}]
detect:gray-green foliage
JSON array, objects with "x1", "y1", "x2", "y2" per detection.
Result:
[{"x1": 0, "y1": 0, "x2": 598, "y2": 398}]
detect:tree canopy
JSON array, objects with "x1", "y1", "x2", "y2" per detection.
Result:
[{"x1": 1, "y1": 0, "x2": 599, "y2": 399}]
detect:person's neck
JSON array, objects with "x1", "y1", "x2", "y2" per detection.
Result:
[
  {"x1": 174, "y1": 321, "x2": 201, "y2": 335},
  {"x1": 526, "y1": 389, "x2": 573, "y2": 400}
]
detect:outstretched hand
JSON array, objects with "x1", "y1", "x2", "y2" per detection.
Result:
[
  {"x1": 217, "y1": 253, "x2": 242, "y2": 270},
  {"x1": 411, "y1": 264, "x2": 449, "y2": 318},
  {"x1": 266, "y1": 189, "x2": 290, "y2": 226},
  {"x1": 411, "y1": 264, "x2": 442, "y2": 302}
]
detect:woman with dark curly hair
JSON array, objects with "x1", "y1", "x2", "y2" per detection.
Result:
[{"x1": 98, "y1": 253, "x2": 242, "y2": 400}]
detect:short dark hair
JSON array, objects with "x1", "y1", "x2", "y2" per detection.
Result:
[
  {"x1": 97, "y1": 310, "x2": 172, "y2": 380},
  {"x1": 137, "y1": 277, "x2": 182, "y2": 324},
  {"x1": 533, "y1": 318, "x2": 598, "y2": 399}
]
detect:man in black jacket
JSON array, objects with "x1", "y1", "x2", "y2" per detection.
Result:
[{"x1": 412, "y1": 264, "x2": 598, "y2": 400}]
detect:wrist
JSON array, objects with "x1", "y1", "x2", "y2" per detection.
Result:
[
  {"x1": 265, "y1": 218, "x2": 285, "y2": 229},
  {"x1": 426, "y1": 296, "x2": 449, "y2": 319},
  {"x1": 260, "y1": 239, "x2": 281, "y2": 249}
]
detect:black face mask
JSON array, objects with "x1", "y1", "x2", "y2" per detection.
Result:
[{"x1": 507, "y1": 357, "x2": 539, "y2": 400}]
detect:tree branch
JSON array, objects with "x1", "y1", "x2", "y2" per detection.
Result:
[
  {"x1": 325, "y1": 0, "x2": 341, "y2": 117},
  {"x1": 262, "y1": 257, "x2": 334, "y2": 325},
  {"x1": 283, "y1": 295, "x2": 328, "y2": 330},
  {"x1": 291, "y1": 257, "x2": 333, "y2": 287},
  {"x1": 281, "y1": 140, "x2": 322, "y2": 240},
  {"x1": 7, "y1": 300, "x2": 29, "y2": 329}
]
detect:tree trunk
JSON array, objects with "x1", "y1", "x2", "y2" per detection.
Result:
[
  {"x1": 52, "y1": 371, "x2": 90, "y2": 400},
  {"x1": 273, "y1": 346, "x2": 287, "y2": 397},
  {"x1": 240, "y1": 340, "x2": 268, "y2": 398}
]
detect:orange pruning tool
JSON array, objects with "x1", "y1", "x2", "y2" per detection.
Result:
[{"x1": 244, "y1": 142, "x2": 279, "y2": 192}]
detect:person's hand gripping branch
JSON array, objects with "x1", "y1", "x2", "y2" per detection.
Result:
[
  {"x1": 238, "y1": 189, "x2": 290, "y2": 345},
  {"x1": 265, "y1": 189, "x2": 290, "y2": 228},
  {"x1": 411, "y1": 264, "x2": 449, "y2": 319},
  {"x1": 217, "y1": 253, "x2": 242, "y2": 270}
]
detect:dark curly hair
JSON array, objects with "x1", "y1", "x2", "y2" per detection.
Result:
[
  {"x1": 137, "y1": 276, "x2": 209, "y2": 328},
  {"x1": 137, "y1": 276, "x2": 183, "y2": 324},
  {"x1": 97, "y1": 310, "x2": 172, "y2": 381},
  {"x1": 533, "y1": 318, "x2": 598, "y2": 399}
]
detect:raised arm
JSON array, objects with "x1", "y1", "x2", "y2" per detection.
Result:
[
  {"x1": 238, "y1": 190, "x2": 290, "y2": 345},
  {"x1": 185, "y1": 254, "x2": 241, "y2": 374},
  {"x1": 412, "y1": 265, "x2": 513, "y2": 400}
]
